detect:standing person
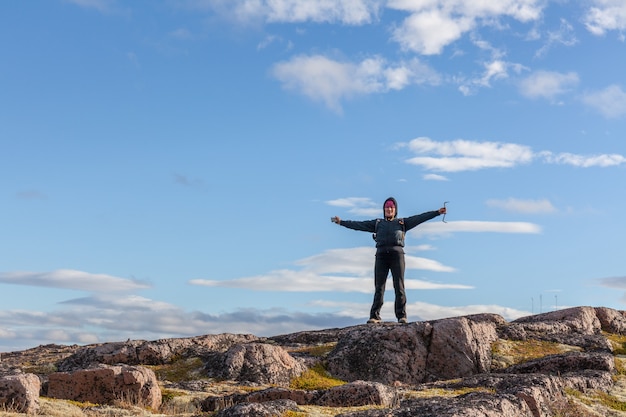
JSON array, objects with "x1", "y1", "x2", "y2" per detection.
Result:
[{"x1": 331, "y1": 197, "x2": 446, "y2": 324}]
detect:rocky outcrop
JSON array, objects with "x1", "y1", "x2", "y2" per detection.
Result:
[
  {"x1": 57, "y1": 333, "x2": 259, "y2": 371},
  {"x1": 47, "y1": 364, "x2": 162, "y2": 410},
  {"x1": 0, "y1": 373, "x2": 41, "y2": 414},
  {"x1": 202, "y1": 380, "x2": 399, "y2": 412},
  {"x1": 215, "y1": 399, "x2": 300, "y2": 417},
  {"x1": 3, "y1": 306, "x2": 626, "y2": 416}
]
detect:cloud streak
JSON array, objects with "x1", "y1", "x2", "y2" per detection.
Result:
[
  {"x1": 486, "y1": 198, "x2": 557, "y2": 214},
  {"x1": 397, "y1": 137, "x2": 626, "y2": 172},
  {"x1": 0, "y1": 270, "x2": 150, "y2": 292}
]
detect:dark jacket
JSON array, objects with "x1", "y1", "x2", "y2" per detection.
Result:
[{"x1": 339, "y1": 210, "x2": 440, "y2": 249}]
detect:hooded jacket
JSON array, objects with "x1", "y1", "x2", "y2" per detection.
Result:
[{"x1": 338, "y1": 197, "x2": 440, "y2": 251}]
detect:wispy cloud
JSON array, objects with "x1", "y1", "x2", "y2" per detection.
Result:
[
  {"x1": 15, "y1": 190, "x2": 48, "y2": 200},
  {"x1": 0, "y1": 270, "x2": 150, "y2": 292},
  {"x1": 595, "y1": 276, "x2": 626, "y2": 289},
  {"x1": 486, "y1": 198, "x2": 557, "y2": 214},
  {"x1": 518, "y1": 70, "x2": 580, "y2": 101},
  {"x1": 581, "y1": 85, "x2": 626, "y2": 119},
  {"x1": 173, "y1": 173, "x2": 207, "y2": 189},
  {"x1": 423, "y1": 174, "x2": 450, "y2": 181},
  {"x1": 64, "y1": 0, "x2": 128, "y2": 16},
  {"x1": 534, "y1": 19, "x2": 578, "y2": 58},
  {"x1": 583, "y1": 1, "x2": 626, "y2": 36},
  {"x1": 272, "y1": 55, "x2": 440, "y2": 112},
  {"x1": 327, "y1": 197, "x2": 380, "y2": 217},
  {"x1": 189, "y1": 246, "x2": 461, "y2": 293},
  {"x1": 397, "y1": 137, "x2": 626, "y2": 172},
  {"x1": 595, "y1": 276, "x2": 626, "y2": 306},
  {"x1": 197, "y1": 0, "x2": 383, "y2": 25}
]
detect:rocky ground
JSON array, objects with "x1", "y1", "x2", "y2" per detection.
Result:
[{"x1": 3, "y1": 306, "x2": 626, "y2": 416}]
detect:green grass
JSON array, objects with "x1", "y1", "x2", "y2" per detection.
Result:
[{"x1": 290, "y1": 363, "x2": 346, "y2": 391}]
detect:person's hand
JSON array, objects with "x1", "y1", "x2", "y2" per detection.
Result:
[
  {"x1": 438, "y1": 207, "x2": 447, "y2": 215},
  {"x1": 331, "y1": 216, "x2": 341, "y2": 224}
]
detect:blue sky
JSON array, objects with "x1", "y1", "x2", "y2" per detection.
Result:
[{"x1": 2, "y1": 0, "x2": 626, "y2": 352}]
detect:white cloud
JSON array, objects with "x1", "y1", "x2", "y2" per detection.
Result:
[
  {"x1": 326, "y1": 197, "x2": 380, "y2": 216},
  {"x1": 518, "y1": 70, "x2": 580, "y2": 100},
  {"x1": 581, "y1": 85, "x2": 626, "y2": 119},
  {"x1": 391, "y1": 8, "x2": 474, "y2": 55},
  {"x1": 200, "y1": 0, "x2": 383, "y2": 25},
  {"x1": 398, "y1": 137, "x2": 626, "y2": 172},
  {"x1": 272, "y1": 55, "x2": 440, "y2": 112},
  {"x1": 388, "y1": 0, "x2": 544, "y2": 55},
  {"x1": 413, "y1": 220, "x2": 542, "y2": 236},
  {"x1": 0, "y1": 270, "x2": 150, "y2": 292},
  {"x1": 400, "y1": 137, "x2": 535, "y2": 172},
  {"x1": 486, "y1": 198, "x2": 557, "y2": 214},
  {"x1": 583, "y1": 0, "x2": 626, "y2": 35},
  {"x1": 423, "y1": 173, "x2": 449, "y2": 181}
]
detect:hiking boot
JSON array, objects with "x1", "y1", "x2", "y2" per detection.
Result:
[
  {"x1": 367, "y1": 318, "x2": 381, "y2": 324},
  {"x1": 398, "y1": 317, "x2": 408, "y2": 324}
]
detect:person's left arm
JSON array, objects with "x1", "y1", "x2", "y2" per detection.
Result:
[{"x1": 403, "y1": 209, "x2": 443, "y2": 231}]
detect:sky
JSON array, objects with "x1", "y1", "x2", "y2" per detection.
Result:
[{"x1": 1, "y1": 0, "x2": 626, "y2": 352}]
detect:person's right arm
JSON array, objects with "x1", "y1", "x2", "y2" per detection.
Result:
[{"x1": 331, "y1": 217, "x2": 377, "y2": 232}]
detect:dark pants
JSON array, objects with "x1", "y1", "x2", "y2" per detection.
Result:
[{"x1": 370, "y1": 248, "x2": 406, "y2": 320}]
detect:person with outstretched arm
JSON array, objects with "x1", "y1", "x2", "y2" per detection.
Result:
[{"x1": 331, "y1": 197, "x2": 446, "y2": 324}]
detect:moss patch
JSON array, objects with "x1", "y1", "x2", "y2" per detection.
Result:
[{"x1": 290, "y1": 363, "x2": 345, "y2": 390}]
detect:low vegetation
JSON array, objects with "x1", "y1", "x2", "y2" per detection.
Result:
[
  {"x1": 290, "y1": 362, "x2": 346, "y2": 391},
  {"x1": 491, "y1": 338, "x2": 581, "y2": 370}
]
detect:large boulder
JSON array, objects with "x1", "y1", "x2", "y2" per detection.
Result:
[
  {"x1": 326, "y1": 314, "x2": 502, "y2": 384},
  {"x1": 595, "y1": 307, "x2": 626, "y2": 335},
  {"x1": 326, "y1": 322, "x2": 431, "y2": 385},
  {"x1": 425, "y1": 314, "x2": 501, "y2": 381},
  {"x1": 206, "y1": 342, "x2": 306, "y2": 386},
  {"x1": 48, "y1": 364, "x2": 161, "y2": 410},
  {"x1": 0, "y1": 373, "x2": 41, "y2": 414}
]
